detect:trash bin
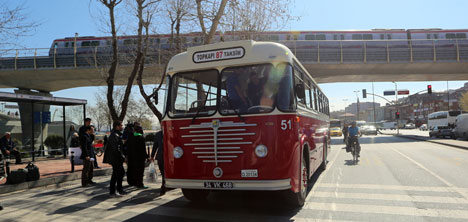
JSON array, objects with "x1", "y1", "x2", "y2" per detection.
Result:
[{"x1": 68, "y1": 147, "x2": 83, "y2": 165}]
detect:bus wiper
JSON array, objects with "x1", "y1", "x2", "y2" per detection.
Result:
[
  {"x1": 191, "y1": 83, "x2": 212, "y2": 124},
  {"x1": 224, "y1": 83, "x2": 244, "y2": 121}
]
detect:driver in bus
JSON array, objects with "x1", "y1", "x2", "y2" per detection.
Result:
[
  {"x1": 226, "y1": 69, "x2": 249, "y2": 112},
  {"x1": 347, "y1": 122, "x2": 361, "y2": 157},
  {"x1": 247, "y1": 72, "x2": 264, "y2": 107}
]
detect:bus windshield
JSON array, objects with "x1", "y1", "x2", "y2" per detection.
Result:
[
  {"x1": 220, "y1": 63, "x2": 295, "y2": 115},
  {"x1": 168, "y1": 63, "x2": 295, "y2": 118}
]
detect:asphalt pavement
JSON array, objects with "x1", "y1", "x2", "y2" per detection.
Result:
[{"x1": 1, "y1": 134, "x2": 468, "y2": 221}]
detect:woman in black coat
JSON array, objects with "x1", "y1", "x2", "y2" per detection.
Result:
[{"x1": 126, "y1": 126, "x2": 148, "y2": 188}]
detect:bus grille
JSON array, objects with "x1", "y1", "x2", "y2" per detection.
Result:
[{"x1": 180, "y1": 120, "x2": 256, "y2": 166}]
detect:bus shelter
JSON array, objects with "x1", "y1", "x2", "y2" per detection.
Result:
[{"x1": 0, "y1": 91, "x2": 86, "y2": 161}]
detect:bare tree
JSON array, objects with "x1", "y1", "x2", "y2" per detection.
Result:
[
  {"x1": 165, "y1": 0, "x2": 194, "y2": 52},
  {"x1": 0, "y1": 3, "x2": 38, "y2": 48},
  {"x1": 222, "y1": 0, "x2": 297, "y2": 39},
  {"x1": 196, "y1": 0, "x2": 229, "y2": 44},
  {"x1": 97, "y1": 0, "x2": 159, "y2": 122}
]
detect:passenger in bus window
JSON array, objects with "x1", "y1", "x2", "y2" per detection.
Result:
[
  {"x1": 226, "y1": 71, "x2": 248, "y2": 112},
  {"x1": 247, "y1": 72, "x2": 264, "y2": 107}
]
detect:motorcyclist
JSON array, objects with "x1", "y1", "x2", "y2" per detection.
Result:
[{"x1": 347, "y1": 122, "x2": 361, "y2": 157}]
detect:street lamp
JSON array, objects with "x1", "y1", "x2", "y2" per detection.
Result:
[
  {"x1": 353, "y1": 90, "x2": 360, "y2": 121},
  {"x1": 392, "y1": 81, "x2": 399, "y2": 135},
  {"x1": 343, "y1": 99, "x2": 348, "y2": 124}
]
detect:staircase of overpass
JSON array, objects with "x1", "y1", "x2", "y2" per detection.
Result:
[{"x1": 1, "y1": 39, "x2": 468, "y2": 92}]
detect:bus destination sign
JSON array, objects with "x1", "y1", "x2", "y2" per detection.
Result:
[{"x1": 193, "y1": 47, "x2": 245, "y2": 63}]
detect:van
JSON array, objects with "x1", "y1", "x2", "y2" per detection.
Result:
[{"x1": 453, "y1": 114, "x2": 468, "y2": 140}]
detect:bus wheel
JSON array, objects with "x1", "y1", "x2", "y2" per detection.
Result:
[
  {"x1": 319, "y1": 142, "x2": 328, "y2": 171},
  {"x1": 285, "y1": 155, "x2": 308, "y2": 207},
  {"x1": 182, "y1": 189, "x2": 209, "y2": 202}
]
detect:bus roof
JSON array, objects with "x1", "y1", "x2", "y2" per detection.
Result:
[{"x1": 166, "y1": 40, "x2": 295, "y2": 75}]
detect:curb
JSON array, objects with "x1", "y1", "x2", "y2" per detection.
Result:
[
  {"x1": 394, "y1": 134, "x2": 468, "y2": 150},
  {"x1": 0, "y1": 168, "x2": 112, "y2": 194}
]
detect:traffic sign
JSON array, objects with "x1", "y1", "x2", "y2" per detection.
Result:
[
  {"x1": 397, "y1": 90, "x2": 409, "y2": 95},
  {"x1": 383, "y1": 91, "x2": 396, "y2": 96}
]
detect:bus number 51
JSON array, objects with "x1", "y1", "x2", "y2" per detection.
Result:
[{"x1": 281, "y1": 120, "x2": 292, "y2": 130}]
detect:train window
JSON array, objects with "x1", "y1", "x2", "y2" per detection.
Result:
[
  {"x1": 71, "y1": 42, "x2": 75, "y2": 47},
  {"x1": 316, "y1": 34, "x2": 326, "y2": 40},
  {"x1": 106, "y1": 40, "x2": 111, "y2": 45},
  {"x1": 269, "y1": 35, "x2": 279, "y2": 41},
  {"x1": 81, "y1": 41, "x2": 91, "y2": 47},
  {"x1": 65, "y1": 42, "x2": 69, "y2": 47},
  {"x1": 340, "y1": 34, "x2": 345, "y2": 40},
  {"x1": 434, "y1": 34, "x2": 439, "y2": 39},
  {"x1": 380, "y1": 34, "x2": 384, "y2": 40},
  {"x1": 387, "y1": 34, "x2": 392, "y2": 40},
  {"x1": 293, "y1": 35, "x2": 298, "y2": 40},
  {"x1": 363, "y1": 34, "x2": 373, "y2": 40},
  {"x1": 426, "y1": 34, "x2": 431, "y2": 39},
  {"x1": 334, "y1": 35, "x2": 338, "y2": 40},
  {"x1": 123, "y1": 39, "x2": 132, "y2": 45},
  {"x1": 456, "y1": 33, "x2": 467, "y2": 39},
  {"x1": 91, "y1": 41, "x2": 100, "y2": 47},
  {"x1": 192, "y1": 37, "x2": 198, "y2": 43},
  {"x1": 305, "y1": 35, "x2": 316, "y2": 40},
  {"x1": 352, "y1": 34, "x2": 362, "y2": 40}
]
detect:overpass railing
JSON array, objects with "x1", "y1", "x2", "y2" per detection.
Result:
[{"x1": 1, "y1": 39, "x2": 468, "y2": 70}]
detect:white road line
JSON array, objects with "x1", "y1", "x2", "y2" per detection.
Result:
[
  {"x1": 305, "y1": 144, "x2": 341, "y2": 202},
  {"x1": 292, "y1": 217, "x2": 357, "y2": 222},
  {"x1": 313, "y1": 191, "x2": 468, "y2": 204},
  {"x1": 303, "y1": 202, "x2": 468, "y2": 219},
  {"x1": 316, "y1": 183, "x2": 468, "y2": 193},
  {"x1": 392, "y1": 148, "x2": 468, "y2": 199}
]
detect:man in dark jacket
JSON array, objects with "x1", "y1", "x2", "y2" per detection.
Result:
[
  {"x1": 0, "y1": 132, "x2": 22, "y2": 164},
  {"x1": 151, "y1": 131, "x2": 165, "y2": 195},
  {"x1": 80, "y1": 126, "x2": 95, "y2": 187},
  {"x1": 104, "y1": 120, "x2": 127, "y2": 197}
]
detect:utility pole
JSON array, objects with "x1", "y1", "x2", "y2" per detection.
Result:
[
  {"x1": 447, "y1": 81, "x2": 450, "y2": 111},
  {"x1": 372, "y1": 82, "x2": 377, "y2": 128},
  {"x1": 353, "y1": 90, "x2": 360, "y2": 121},
  {"x1": 343, "y1": 99, "x2": 348, "y2": 124},
  {"x1": 393, "y1": 81, "x2": 399, "y2": 135}
]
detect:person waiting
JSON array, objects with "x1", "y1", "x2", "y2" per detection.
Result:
[{"x1": 0, "y1": 132, "x2": 22, "y2": 164}]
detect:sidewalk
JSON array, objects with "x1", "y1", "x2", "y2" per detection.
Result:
[
  {"x1": 0, "y1": 155, "x2": 112, "y2": 194},
  {"x1": 383, "y1": 129, "x2": 468, "y2": 150}
]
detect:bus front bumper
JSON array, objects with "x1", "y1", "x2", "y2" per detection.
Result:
[{"x1": 166, "y1": 178, "x2": 291, "y2": 191}]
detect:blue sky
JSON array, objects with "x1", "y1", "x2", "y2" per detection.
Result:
[{"x1": 3, "y1": 0, "x2": 468, "y2": 111}]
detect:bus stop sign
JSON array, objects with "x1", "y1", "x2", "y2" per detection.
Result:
[{"x1": 383, "y1": 91, "x2": 396, "y2": 96}]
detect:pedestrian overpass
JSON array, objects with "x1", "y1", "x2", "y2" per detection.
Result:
[{"x1": 1, "y1": 39, "x2": 468, "y2": 92}]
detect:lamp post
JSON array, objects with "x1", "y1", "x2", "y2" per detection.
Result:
[
  {"x1": 353, "y1": 90, "x2": 360, "y2": 121},
  {"x1": 343, "y1": 99, "x2": 348, "y2": 124},
  {"x1": 392, "y1": 81, "x2": 399, "y2": 135}
]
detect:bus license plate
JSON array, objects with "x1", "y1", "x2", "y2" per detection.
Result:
[
  {"x1": 204, "y1": 182, "x2": 233, "y2": 189},
  {"x1": 241, "y1": 169, "x2": 258, "y2": 178}
]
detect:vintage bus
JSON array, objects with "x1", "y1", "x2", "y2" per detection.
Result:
[{"x1": 161, "y1": 40, "x2": 330, "y2": 206}]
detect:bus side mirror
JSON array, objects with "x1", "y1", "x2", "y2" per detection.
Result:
[
  {"x1": 153, "y1": 90, "x2": 159, "y2": 105},
  {"x1": 295, "y1": 84, "x2": 305, "y2": 99}
]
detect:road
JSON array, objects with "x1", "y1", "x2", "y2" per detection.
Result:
[{"x1": 1, "y1": 134, "x2": 468, "y2": 221}]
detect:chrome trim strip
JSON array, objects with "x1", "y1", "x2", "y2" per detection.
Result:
[
  {"x1": 197, "y1": 156, "x2": 238, "y2": 158},
  {"x1": 192, "y1": 151, "x2": 243, "y2": 154},
  {"x1": 182, "y1": 134, "x2": 214, "y2": 138},
  {"x1": 189, "y1": 129, "x2": 245, "y2": 133},
  {"x1": 194, "y1": 147, "x2": 241, "y2": 150},
  {"x1": 185, "y1": 142, "x2": 252, "y2": 146},
  {"x1": 166, "y1": 178, "x2": 291, "y2": 191},
  {"x1": 203, "y1": 160, "x2": 232, "y2": 163},
  {"x1": 182, "y1": 132, "x2": 254, "y2": 138},
  {"x1": 192, "y1": 138, "x2": 243, "y2": 142}
]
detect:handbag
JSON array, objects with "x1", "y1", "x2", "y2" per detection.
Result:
[{"x1": 146, "y1": 162, "x2": 158, "y2": 184}]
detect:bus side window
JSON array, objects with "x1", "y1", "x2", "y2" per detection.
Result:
[
  {"x1": 305, "y1": 81, "x2": 311, "y2": 109},
  {"x1": 294, "y1": 70, "x2": 306, "y2": 106}
]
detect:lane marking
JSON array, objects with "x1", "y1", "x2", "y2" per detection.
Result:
[
  {"x1": 313, "y1": 191, "x2": 468, "y2": 204},
  {"x1": 292, "y1": 218, "x2": 357, "y2": 222},
  {"x1": 316, "y1": 183, "x2": 468, "y2": 193},
  {"x1": 392, "y1": 148, "x2": 468, "y2": 199},
  {"x1": 302, "y1": 202, "x2": 468, "y2": 219},
  {"x1": 305, "y1": 144, "x2": 341, "y2": 202}
]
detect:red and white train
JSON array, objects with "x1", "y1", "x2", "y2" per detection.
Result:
[{"x1": 49, "y1": 28, "x2": 468, "y2": 55}]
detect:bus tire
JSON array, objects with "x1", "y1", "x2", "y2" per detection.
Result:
[
  {"x1": 285, "y1": 154, "x2": 308, "y2": 207},
  {"x1": 182, "y1": 189, "x2": 209, "y2": 202},
  {"x1": 319, "y1": 141, "x2": 328, "y2": 171}
]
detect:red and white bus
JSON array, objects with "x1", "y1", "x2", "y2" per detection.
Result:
[{"x1": 161, "y1": 40, "x2": 330, "y2": 206}]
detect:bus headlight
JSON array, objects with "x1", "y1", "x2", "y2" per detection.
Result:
[
  {"x1": 173, "y1": 146, "x2": 183, "y2": 159},
  {"x1": 255, "y1": 145, "x2": 268, "y2": 158}
]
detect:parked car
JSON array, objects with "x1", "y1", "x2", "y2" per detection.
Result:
[
  {"x1": 429, "y1": 126, "x2": 453, "y2": 138},
  {"x1": 330, "y1": 127, "x2": 343, "y2": 137},
  {"x1": 404, "y1": 123, "x2": 415, "y2": 129},
  {"x1": 452, "y1": 114, "x2": 468, "y2": 140},
  {"x1": 361, "y1": 125, "x2": 378, "y2": 135},
  {"x1": 381, "y1": 122, "x2": 397, "y2": 130},
  {"x1": 419, "y1": 124, "x2": 428, "y2": 131}
]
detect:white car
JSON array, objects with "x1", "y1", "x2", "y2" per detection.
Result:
[{"x1": 405, "y1": 123, "x2": 415, "y2": 129}]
